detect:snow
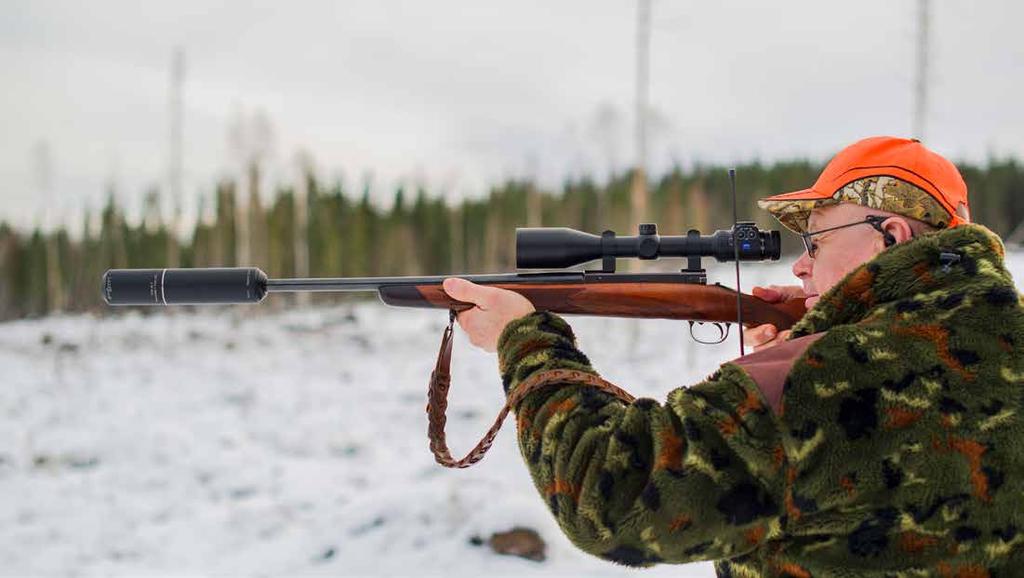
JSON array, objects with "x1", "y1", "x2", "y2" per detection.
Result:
[{"x1": 2, "y1": 254, "x2": 1023, "y2": 577}]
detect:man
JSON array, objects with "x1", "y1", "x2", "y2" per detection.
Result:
[{"x1": 441, "y1": 136, "x2": 1024, "y2": 576}]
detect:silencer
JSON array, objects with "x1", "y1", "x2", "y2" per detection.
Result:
[{"x1": 102, "y1": 267, "x2": 268, "y2": 305}]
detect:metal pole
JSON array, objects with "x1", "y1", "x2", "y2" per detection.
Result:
[
  {"x1": 913, "y1": 0, "x2": 930, "y2": 140},
  {"x1": 630, "y1": 0, "x2": 651, "y2": 230}
]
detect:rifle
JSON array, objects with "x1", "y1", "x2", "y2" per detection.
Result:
[{"x1": 102, "y1": 222, "x2": 806, "y2": 468}]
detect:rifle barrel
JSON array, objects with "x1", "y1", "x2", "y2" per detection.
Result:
[
  {"x1": 264, "y1": 273, "x2": 564, "y2": 293},
  {"x1": 102, "y1": 268, "x2": 592, "y2": 306}
]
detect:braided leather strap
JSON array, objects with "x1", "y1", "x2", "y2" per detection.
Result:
[{"x1": 426, "y1": 311, "x2": 636, "y2": 469}]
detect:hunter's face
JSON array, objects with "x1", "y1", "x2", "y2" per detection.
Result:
[{"x1": 791, "y1": 203, "x2": 890, "y2": 310}]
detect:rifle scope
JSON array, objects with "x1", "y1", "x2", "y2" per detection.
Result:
[{"x1": 516, "y1": 222, "x2": 780, "y2": 269}]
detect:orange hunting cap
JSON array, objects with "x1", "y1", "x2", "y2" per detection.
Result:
[{"x1": 758, "y1": 136, "x2": 971, "y2": 234}]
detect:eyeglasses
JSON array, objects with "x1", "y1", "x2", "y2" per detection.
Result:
[{"x1": 800, "y1": 215, "x2": 890, "y2": 259}]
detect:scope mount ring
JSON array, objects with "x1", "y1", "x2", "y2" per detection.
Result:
[{"x1": 688, "y1": 320, "x2": 730, "y2": 345}]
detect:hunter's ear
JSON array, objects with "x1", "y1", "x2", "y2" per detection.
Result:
[{"x1": 883, "y1": 217, "x2": 914, "y2": 245}]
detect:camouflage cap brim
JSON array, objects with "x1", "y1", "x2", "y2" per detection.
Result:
[{"x1": 757, "y1": 176, "x2": 953, "y2": 235}]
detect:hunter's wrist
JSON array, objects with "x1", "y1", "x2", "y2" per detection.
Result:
[
  {"x1": 497, "y1": 311, "x2": 580, "y2": 374},
  {"x1": 496, "y1": 310, "x2": 551, "y2": 357}
]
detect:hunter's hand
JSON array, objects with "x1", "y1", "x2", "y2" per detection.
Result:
[
  {"x1": 442, "y1": 278, "x2": 536, "y2": 352},
  {"x1": 743, "y1": 285, "x2": 805, "y2": 352}
]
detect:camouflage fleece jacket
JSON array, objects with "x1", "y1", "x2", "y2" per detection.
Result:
[{"x1": 495, "y1": 223, "x2": 1024, "y2": 577}]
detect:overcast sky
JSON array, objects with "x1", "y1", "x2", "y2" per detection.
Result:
[{"x1": 2, "y1": 0, "x2": 1022, "y2": 230}]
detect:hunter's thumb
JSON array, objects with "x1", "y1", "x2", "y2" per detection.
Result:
[
  {"x1": 752, "y1": 286, "x2": 781, "y2": 302},
  {"x1": 442, "y1": 277, "x2": 491, "y2": 306}
]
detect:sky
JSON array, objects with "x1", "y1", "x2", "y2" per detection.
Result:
[{"x1": 1, "y1": 0, "x2": 1022, "y2": 231}]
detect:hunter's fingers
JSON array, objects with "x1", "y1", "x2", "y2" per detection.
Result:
[
  {"x1": 453, "y1": 307, "x2": 483, "y2": 342},
  {"x1": 752, "y1": 284, "x2": 807, "y2": 303},
  {"x1": 452, "y1": 307, "x2": 500, "y2": 351},
  {"x1": 751, "y1": 286, "x2": 782, "y2": 302},
  {"x1": 751, "y1": 328, "x2": 793, "y2": 352},
  {"x1": 453, "y1": 305, "x2": 479, "y2": 328},
  {"x1": 762, "y1": 329, "x2": 792, "y2": 350},
  {"x1": 743, "y1": 323, "x2": 777, "y2": 347},
  {"x1": 452, "y1": 305, "x2": 484, "y2": 335}
]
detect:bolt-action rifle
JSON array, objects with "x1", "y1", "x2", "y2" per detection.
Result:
[{"x1": 102, "y1": 221, "x2": 806, "y2": 468}]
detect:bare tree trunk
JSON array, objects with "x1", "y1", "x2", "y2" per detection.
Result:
[
  {"x1": 247, "y1": 161, "x2": 267, "y2": 269},
  {"x1": 484, "y1": 210, "x2": 500, "y2": 272},
  {"x1": 46, "y1": 234, "x2": 63, "y2": 313},
  {"x1": 527, "y1": 182, "x2": 542, "y2": 228},
  {"x1": 235, "y1": 166, "x2": 252, "y2": 267},
  {"x1": 450, "y1": 202, "x2": 463, "y2": 273},
  {"x1": 690, "y1": 182, "x2": 710, "y2": 232}
]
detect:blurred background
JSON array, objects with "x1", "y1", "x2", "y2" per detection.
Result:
[{"x1": 1, "y1": 1, "x2": 1022, "y2": 576}]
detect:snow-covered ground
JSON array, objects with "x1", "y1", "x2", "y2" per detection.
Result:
[{"x1": 2, "y1": 256, "x2": 1022, "y2": 577}]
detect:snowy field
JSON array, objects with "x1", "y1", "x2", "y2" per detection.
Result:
[{"x1": 2, "y1": 255, "x2": 1022, "y2": 577}]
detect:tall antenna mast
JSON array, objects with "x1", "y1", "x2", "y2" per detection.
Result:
[
  {"x1": 630, "y1": 0, "x2": 651, "y2": 230},
  {"x1": 168, "y1": 47, "x2": 185, "y2": 267},
  {"x1": 912, "y1": 0, "x2": 930, "y2": 140}
]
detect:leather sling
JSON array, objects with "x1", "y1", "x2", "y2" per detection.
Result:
[{"x1": 426, "y1": 311, "x2": 636, "y2": 468}]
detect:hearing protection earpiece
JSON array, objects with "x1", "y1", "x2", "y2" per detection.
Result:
[{"x1": 865, "y1": 215, "x2": 898, "y2": 248}]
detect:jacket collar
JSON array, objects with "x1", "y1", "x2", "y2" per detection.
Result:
[{"x1": 789, "y1": 223, "x2": 1012, "y2": 337}]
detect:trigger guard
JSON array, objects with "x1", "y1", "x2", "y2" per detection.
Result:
[{"x1": 688, "y1": 321, "x2": 730, "y2": 345}]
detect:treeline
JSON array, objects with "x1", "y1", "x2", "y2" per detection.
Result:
[{"x1": 1, "y1": 159, "x2": 1022, "y2": 320}]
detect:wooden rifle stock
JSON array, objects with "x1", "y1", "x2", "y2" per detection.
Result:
[{"x1": 381, "y1": 281, "x2": 807, "y2": 330}]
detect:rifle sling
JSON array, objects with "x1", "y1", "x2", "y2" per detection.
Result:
[{"x1": 427, "y1": 310, "x2": 636, "y2": 469}]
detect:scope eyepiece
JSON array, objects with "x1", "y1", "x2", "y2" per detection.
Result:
[
  {"x1": 102, "y1": 267, "x2": 268, "y2": 306},
  {"x1": 714, "y1": 222, "x2": 781, "y2": 262},
  {"x1": 516, "y1": 222, "x2": 781, "y2": 270}
]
